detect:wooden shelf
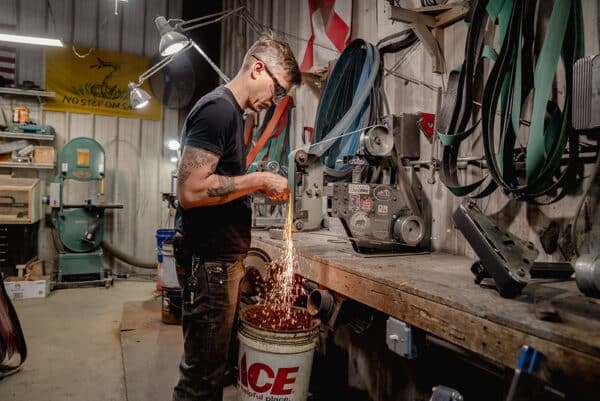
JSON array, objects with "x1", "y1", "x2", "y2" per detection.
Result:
[
  {"x1": 0, "y1": 87, "x2": 56, "y2": 98},
  {"x1": 0, "y1": 162, "x2": 54, "y2": 170},
  {"x1": 0, "y1": 132, "x2": 54, "y2": 141}
]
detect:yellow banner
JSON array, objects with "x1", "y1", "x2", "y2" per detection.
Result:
[{"x1": 44, "y1": 48, "x2": 161, "y2": 120}]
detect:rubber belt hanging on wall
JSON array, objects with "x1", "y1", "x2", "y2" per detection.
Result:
[
  {"x1": 437, "y1": 0, "x2": 584, "y2": 203},
  {"x1": 246, "y1": 96, "x2": 292, "y2": 169},
  {"x1": 309, "y1": 38, "x2": 383, "y2": 174}
]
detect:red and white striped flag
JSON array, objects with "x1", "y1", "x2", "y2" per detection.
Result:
[
  {"x1": 0, "y1": 46, "x2": 16, "y2": 86},
  {"x1": 299, "y1": 0, "x2": 351, "y2": 72}
]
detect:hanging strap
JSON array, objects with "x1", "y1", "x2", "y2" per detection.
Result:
[
  {"x1": 243, "y1": 113, "x2": 256, "y2": 146},
  {"x1": 438, "y1": 0, "x2": 584, "y2": 203},
  {"x1": 481, "y1": 0, "x2": 583, "y2": 203},
  {"x1": 245, "y1": 96, "x2": 292, "y2": 168}
]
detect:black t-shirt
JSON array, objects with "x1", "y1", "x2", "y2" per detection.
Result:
[{"x1": 175, "y1": 86, "x2": 250, "y2": 261}]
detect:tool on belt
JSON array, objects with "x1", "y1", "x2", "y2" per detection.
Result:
[{"x1": 437, "y1": 0, "x2": 584, "y2": 203}]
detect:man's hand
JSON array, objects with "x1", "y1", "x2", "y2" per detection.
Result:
[{"x1": 260, "y1": 172, "x2": 290, "y2": 200}]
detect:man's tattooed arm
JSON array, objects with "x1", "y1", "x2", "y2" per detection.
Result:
[
  {"x1": 176, "y1": 145, "x2": 267, "y2": 208},
  {"x1": 207, "y1": 176, "x2": 236, "y2": 199},
  {"x1": 177, "y1": 147, "x2": 218, "y2": 185}
]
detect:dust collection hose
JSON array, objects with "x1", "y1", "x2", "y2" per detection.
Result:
[
  {"x1": 101, "y1": 240, "x2": 156, "y2": 269},
  {"x1": 50, "y1": 225, "x2": 156, "y2": 269}
]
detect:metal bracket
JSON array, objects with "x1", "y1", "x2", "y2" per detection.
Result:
[
  {"x1": 453, "y1": 202, "x2": 538, "y2": 298},
  {"x1": 388, "y1": 3, "x2": 469, "y2": 73},
  {"x1": 386, "y1": 317, "x2": 417, "y2": 359}
]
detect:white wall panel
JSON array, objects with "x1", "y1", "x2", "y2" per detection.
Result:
[
  {"x1": 98, "y1": 0, "x2": 122, "y2": 52},
  {"x1": 143, "y1": 0, "x2": 167, "y2": 57},
  {"x1": 17, "y1": 0, "x2": 45, "y2": 86},
  {"x1": 46, "y1": 0, "x2": 73, "y2": 43},
  {"x1": 0, "y1": 0, "x2": 17, "y2": 26},
  {"x1": 72, "y1": 0, "x2": 98, "y2": 48},
  {"x1": 121, "y1": 0, "x2": 145, "y2": 55}
]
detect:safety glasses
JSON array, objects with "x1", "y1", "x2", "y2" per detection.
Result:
[{"x1": 251, "y1": 54, "x2": 287, "y2": 100}]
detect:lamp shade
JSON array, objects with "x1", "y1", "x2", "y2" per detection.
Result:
[
  {"x1": 159, "y1": 31, "x2": 189, "y2": 56},
  {"x1": 155, "y1": 16, "x2": 189, "y2": 56},
  {"x1": 129, "y1": 83, "x2": 151, "y2": 109}
]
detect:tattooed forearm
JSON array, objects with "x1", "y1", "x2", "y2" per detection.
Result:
[
  {"x1": 207, "y1": 175, "x2": 236, "y2": 199},
  {"x1": 177, "y1": 147, "x2": 218, "y2": 184}
]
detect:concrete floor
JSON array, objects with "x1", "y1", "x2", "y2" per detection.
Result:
[{"x1": 0, "y1": 280, "x2": 236, "y2": 401}]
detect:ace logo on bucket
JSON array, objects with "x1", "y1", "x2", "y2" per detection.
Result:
[
  {"x1": 238, "y1": 350, "x2": 311, "y2": 401},
  {"x1": 239, "y1": 353, "x2": 298, "y2": 398}
]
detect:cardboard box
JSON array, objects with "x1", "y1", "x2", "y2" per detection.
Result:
[
  {"x1": 3, "y1": 279, "x2": 50, "y2": 300},
  {"x1": 33, "y1": 145, "x2": 55, "y2": 165}
]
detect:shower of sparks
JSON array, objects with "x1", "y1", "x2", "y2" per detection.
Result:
[{"x1": 264, "y1": 200, "x2": 297, "y2": 316}]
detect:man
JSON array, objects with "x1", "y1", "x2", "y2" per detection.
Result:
[{"x1": 172, "y1": 36, "x2": 301, "y2": 401}]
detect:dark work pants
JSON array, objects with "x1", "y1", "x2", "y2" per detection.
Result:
[{"x1": 172, "y1": 256, "x2": 245, "y2": 401}]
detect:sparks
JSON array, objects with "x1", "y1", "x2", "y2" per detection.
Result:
[{"x1": 264, "y1": 200, "x2": 297, "y2": 316}]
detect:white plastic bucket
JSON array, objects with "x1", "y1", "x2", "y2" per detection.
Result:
[
  {"x1": 158, "y1": 242, "x2": 179, "y2": 289},
  {"x1": 237, "y1": 305, "x2": 320, "y2": 401}
]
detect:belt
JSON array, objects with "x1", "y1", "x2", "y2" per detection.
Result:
[
  {"x1": 437, "y1": 0, "x2": 584, "y2": 203},
  {"x1": 309, "y1": 38, "x2": 383, "y2": 174}
]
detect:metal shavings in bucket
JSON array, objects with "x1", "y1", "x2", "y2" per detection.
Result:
[{"x1": 243, "y1": 304, "x2": 313, "y2": 331}]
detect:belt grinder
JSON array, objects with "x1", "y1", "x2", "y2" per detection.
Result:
[
  {"x1": 327, "y1": 114, "x2": 431, "y2": 253},
  {"x1": 289, "y1": 147, "x2": 324, "y2": 231},
  {"x1": 47, "y1": 137, "x2": 122, "y2": 285},
  {"x1": 251, "y1": 160, "x2": 287, "y2": 228}
]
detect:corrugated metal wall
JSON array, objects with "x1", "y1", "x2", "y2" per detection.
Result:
[
  {"x1": 221, "y1": 0, "x2": 600, "y2": 259},
  {"x1": 0, "y1": 0, "x2": 183, "y2": 274}
]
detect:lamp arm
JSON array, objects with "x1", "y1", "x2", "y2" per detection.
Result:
[
  {"x1": 177, "y1": 6, "x2": 245, "y2": 33},
  {"x1": 138, "y1": 43, "x2": 192, "y2": 84},
  {"x1": 191, "y1": 41, "x2": 230, "y2": 84}
]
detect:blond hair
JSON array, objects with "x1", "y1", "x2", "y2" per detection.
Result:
[{"x1": 242, "y1": 36, "x2": 301, "y2": 85}]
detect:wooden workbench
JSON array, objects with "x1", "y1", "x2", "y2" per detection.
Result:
[{"x1": 252, "y1": 230, "x2": 600, "y2": 393}]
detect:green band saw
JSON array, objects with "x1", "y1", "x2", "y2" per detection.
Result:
[{"x1": 47, "y1": 137, "x2": 123, "y2": 284}]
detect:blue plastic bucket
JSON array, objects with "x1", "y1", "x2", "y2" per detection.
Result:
[{"x1": 155, "y1": 229, "x2": 175, "y2": 263}]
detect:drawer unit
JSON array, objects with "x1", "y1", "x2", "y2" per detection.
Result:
[{"x1": 0, "y1": 222, "x2": 39, "y2": 278}]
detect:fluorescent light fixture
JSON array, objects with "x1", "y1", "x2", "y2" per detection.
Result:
[
  {"x1": 167, "y1": 140, "x2": 180, "y2": 151},
  {"x1": 155, "y1": 17, "x2": 190, "y2": 56},
  {"x1": 128, "y1": 83, "x2": 151, "y2": 109},
  {"x1": 170, "y1": 156, "x2": 178, "y2": 163},
  {"x1": 0, "y1": 32, "x2": 64, "y2": 47}
]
